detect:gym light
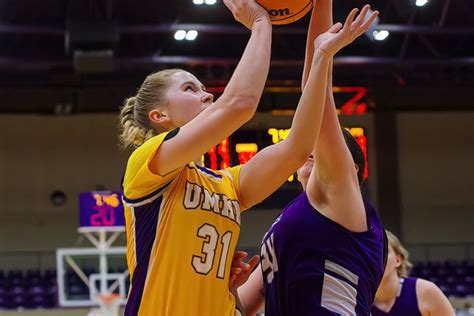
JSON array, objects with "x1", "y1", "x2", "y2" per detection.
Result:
[
  {"x1": 185, "y1": 30, "x2": 198, "y2": 41},
  {"x1": 174, "y1": 30, "x2": 186, "y2": 40},
  {"x1": 175, "y1": 30, "x2": 198, "y2": 41},
  {"x1": 373, "y1": 30, "x2": 389, "y2": 41},
  {"x1": 415, "y1": 0, "x2": 429, "y2": 7},
  {"x1": 193, "y1": 0, "x2": 216, "y2": 5}
]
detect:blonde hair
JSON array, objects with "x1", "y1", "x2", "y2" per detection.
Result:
[
  {"x1": 118, "y1": 68, "x2": 184, "y2": 148},
  {"x1": 386, "y1": 230, "x2": 413, "y2": 277}
]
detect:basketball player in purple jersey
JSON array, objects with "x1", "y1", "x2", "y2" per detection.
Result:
[
  {"x1": 234, "y1": 3, "x2": 387, "y2": 315},
  {"x1": 372, "y1": 231, "x2": 454, "y2": 316}
]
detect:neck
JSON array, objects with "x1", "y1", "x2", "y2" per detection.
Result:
[{"x1": 375, "y1": 272, "x2": 401, "y2": 304}]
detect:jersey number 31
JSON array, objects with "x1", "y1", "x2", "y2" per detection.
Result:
[{"x1": 192, "y1": 223, "x2": 233, "y2": 279}]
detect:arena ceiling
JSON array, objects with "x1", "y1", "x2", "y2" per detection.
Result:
[{"x1": 0, "y1": 0, "x2": 473, "y2": 113}]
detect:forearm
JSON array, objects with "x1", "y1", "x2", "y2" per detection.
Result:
[
  {"x1": 221, "y1": 19, "x2": 272, "y2": 110},
  {"x1": 312, "y1": 64, "x2": 355, "y2": 184},
  {"x1": 302, "y1": 0, "x2": 333, "y2": 89},
  {"x1": 287, "y1": 51, "x2": 331, "y2": 159}
]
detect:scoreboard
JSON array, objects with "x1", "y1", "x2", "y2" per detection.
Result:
[
  {"x1": 79, "y1": 191, "x2": 125, "y2": 228},
  {"x1": 203, "y1": 127, "x2": 369, "y2": 183}
]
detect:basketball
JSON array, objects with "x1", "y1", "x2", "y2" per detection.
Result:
[{"x1": 256, "y1": 0, "x2": 313, "y2": 25}]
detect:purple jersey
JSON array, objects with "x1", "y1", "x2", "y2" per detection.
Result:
[
  {"x1": 372, "y1": 278, "x2": 421, "y2": 316},
  {"x1": 261, "y1": 192, "x2": 386, "y2": 316}
]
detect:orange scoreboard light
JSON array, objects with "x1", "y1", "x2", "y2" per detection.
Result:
[{"x1": 204, "y1": 127, "x2": 369, "y2": 182}]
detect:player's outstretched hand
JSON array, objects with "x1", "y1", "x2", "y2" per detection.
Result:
[{"x1": 314, "y1": 4, "x2": 379, "y2": 57}]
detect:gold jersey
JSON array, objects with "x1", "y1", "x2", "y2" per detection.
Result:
[{"x1": 122, "y1": 131, "x2": 245, "y2": 315}]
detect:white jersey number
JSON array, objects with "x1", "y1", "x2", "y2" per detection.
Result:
[
  {"x1": 192, "y1": 223, "x2": 232, "y2": 279},
  {"x1": 261, "y1": 233, "x2": 279, "y2": 284}
]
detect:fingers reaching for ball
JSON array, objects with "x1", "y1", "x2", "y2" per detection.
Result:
[{"x1": 223, "y1": 0, "x2": 270, "y2": 30}]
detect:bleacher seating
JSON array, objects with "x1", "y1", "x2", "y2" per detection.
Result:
[
  {"x1": 0, "y1": 261, "x2": 472, "y2": 309},
  {"x1": 0, "y1": 268, "x2": 58, "y2": 309},
  {"x1": 411, "y1": 260, "x2": 474, "y2": 298}
]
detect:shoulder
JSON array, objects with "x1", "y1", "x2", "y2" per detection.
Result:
[
  {"x1": 220, "y1": 165, "x2": 243, "y2": 181},
  {"x1": 416, "y1": 278, "x2": 439, "y2": 297},
  {"x1": 127, "y1": 132, "x2": 170, "y2": 169},
  {"x1": 416, "y1": 278, "x2": 454, "y2": 315}
]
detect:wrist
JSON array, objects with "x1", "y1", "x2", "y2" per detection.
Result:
[
  {"x1": 314, "y1": 48, "x2": 332, "y2": 62},
  {"x1": 253, "y1": 15, "x2": 272, "y2": 28}
]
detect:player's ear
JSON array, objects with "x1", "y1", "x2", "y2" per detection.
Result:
[
  {"x1": 149, "y1": 108, "x2": 172, "y2": 130},
  {"x1": 395, "y1": 254, "x2": 402, "y2": 268}
]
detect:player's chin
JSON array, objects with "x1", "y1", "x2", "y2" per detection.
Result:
[{"x1": 297, "y1": 165, "x2": 312, "y2": 181}]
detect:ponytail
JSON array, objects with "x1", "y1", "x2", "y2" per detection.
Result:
[
  {"x1": 118, "y1": 68, "x2": 184, "y2": 148},
  {"x1": 118, "y1": 96, "x2": 155, "y2": 148}
]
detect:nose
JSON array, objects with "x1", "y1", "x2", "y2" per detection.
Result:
[{"x1": 202, "y1": 92, "x2": 214, "y2": 104}]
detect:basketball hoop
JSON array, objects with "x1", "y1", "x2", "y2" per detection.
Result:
[{"x1": 88, "y1": 293, "x2": 122, "y2": 316}]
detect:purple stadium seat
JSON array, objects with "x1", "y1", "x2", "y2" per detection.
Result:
[
  {"x1": 445, "y1": 275, "x2": 458, "y2": 284},
  {"x1": 7, "y1": 270, "x2": 23, "y2": 285},
  {"x1": 26, "y1": 294, "x2": 45, "y2": 309},
  {"x1": 47, "y1": 284, "x2": 58, "y2": 294},
  {"x1": 26, "y1": 269, "x2": 42, "y2": 286},
  {"x1": 465, "y1": 261, "x2": 474, "y2": 274},
  {"x1": 8, "y1": 285, "x2": 24, "y2": 296},
  {"x1": 418, "y1": 267, "x2": 434, "y2": 279},
  {"x1": 438, "y1": 284, "x2": 452, "y2": 296},
  {"x1": 453, "y1": 284, "x2": 469, "y2": 297},
  {"x1": 11, "y1": 294, "x2": 26, "y2": 308},
  {"x1": 463, "y1": 275, "x2": 474, "y2": 285},
  {"x1": 437, "y1": 267, "x2": 449, "y2": 277},
  {"x1": 27, "y1": 285, "x2": 45, "y2": 297},
  {"x1": 455, "y1": 266, "x2": 467, "y2": 277}
]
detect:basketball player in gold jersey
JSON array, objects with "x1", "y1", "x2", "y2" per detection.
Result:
[{"x1": 118, "y1": 0, "x2": 375, "y2": 314}]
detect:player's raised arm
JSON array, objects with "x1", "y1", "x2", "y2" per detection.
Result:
[
  {"x1": 135, "y1": 0, "x2": 272, "y2": 175},
  {"x1": 302, "y1": 0, "x2": 333, "y2": 90},
  {"x1": 238, "y1": 7, "x2": 375, "y2": 208},
  {"x1": 305, "y1": 5, "x2": 378, "y2": 232}
]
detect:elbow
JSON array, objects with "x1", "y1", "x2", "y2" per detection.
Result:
[
  {"x1": 285, "y1": 137, "x2": 313, "y2": 166},
  {"x1": 294, "y1": 149, "x2": 312, "y2": 167},
  {"x1": 228, "y1": 95, "x2": 260, "y2": 121}
]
